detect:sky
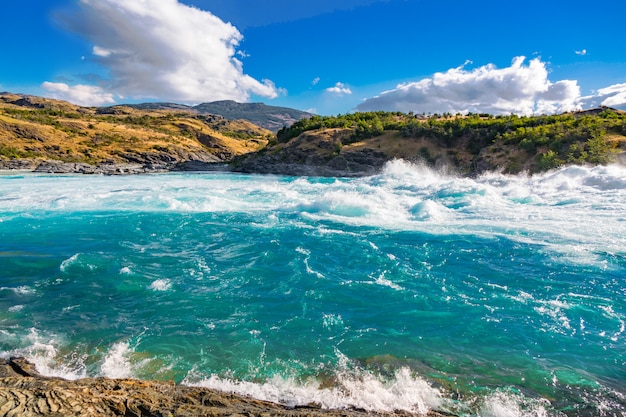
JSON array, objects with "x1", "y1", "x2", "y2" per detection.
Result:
[{"x1": 1, "y1": 0, "x2": 625, "y2": 116}]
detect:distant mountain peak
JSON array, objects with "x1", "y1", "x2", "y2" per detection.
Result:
[
  {"x1": 192, "y1": 101, "x2": 312, "y2": 132},
  {"x1": 124, "y1": 100, "x2": 312, "y2": 132}
]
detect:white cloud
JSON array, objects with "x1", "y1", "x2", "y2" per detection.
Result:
[
  {"x1": 326, "y1": 82, "x2": 352, "y2": 95},
  {"x1": 312, "y1": 77, "x2": 321, "y2": 86},
  {"x1": 357, "y1": 57, "x2": 582, "y2": 115},
  {"x1": 53, "y1": 0, "x2": 278, "y2": 105},
  {"x1": 575, "y1": 49, "x2": 587, "y2": 56},
  {"x1": 92, "y1": 46, "x2": 112, "y2": 58},
  {"x1": 595, "y1": 83, "x2": 626, "y2": 107},
  {"x1": 42, "y1": 82, "x2": 115, "y2": 106}
]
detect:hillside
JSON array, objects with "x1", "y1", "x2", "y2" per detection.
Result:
[
  {"x1": 233, "y1": 109, "x2": 626, "y2": 176},
  {"x1": 0, "y1": 93, "x2": 272, "y2": 173},
  {"x1": 1, "y1": 92, "x2": 625, "y2": 176},
  {"x1": 128, "y1": 100, "x2": 312, "y2": 132}
]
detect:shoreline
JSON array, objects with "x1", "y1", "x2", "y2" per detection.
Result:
[
  {"x1": 0, "y1": 159, "x2": 232, "y2": 176},
  {"x1": 0, "y1": 357, "x2": 453, "y2": 417},
  {"x1": 0, "y1": 158, "x2": 381, "y2": 177},
  {"x1": 1, "y1": 156, "x2": 625, "y2": 178}
]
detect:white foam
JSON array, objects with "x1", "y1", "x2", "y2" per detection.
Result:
[
  {"x1": 410, "y1": 200, "x2": 450, "y2": 221},
  {"x1": 100, "y1": 341, "x2": 134, "y2": 379},
  {"x1": 149, "y1": 278, "x2": 172, "y2": 291},
  {"x1": 59, "y1": 253, "x2": 80, "y2": 272},
  {"x1": 1, "y1": 285, "x2": 35, "y2": 295},
  {"x1": 479, "y1": 390, "x2": 550, "y2": 417},
  {"x1": 3, "y1": 165, "x2": 625, "y2": 259},
  {"x1": 186, "y1": 366, "x2": 443, "y2": 414},
  {"x1": 297, "y1": 247, "x2": 325, "y2": 279},
  {"x1": 2, "y1": 328, "x2": 87, "y2": 380},
  {"x1": 374, "y1": 272, "x2": 403, "y2": 291}
]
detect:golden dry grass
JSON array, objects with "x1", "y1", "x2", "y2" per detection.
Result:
[{"x1": 0, "y1": 94, "x2": 271, "y2": 164}]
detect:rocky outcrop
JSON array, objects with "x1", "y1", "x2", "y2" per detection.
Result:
[
  {"x1": 0, "y1": 155, "x2": 228, "y2": 175},
  {"x1": 234, "y1": 149, "x2": 386, "y2": 177},
  {"x1": 0, "y1": 358, "x2": 452, "y2": 417},
  {"x1": 232, "y1": 129, "x2": 389, "y2": 177}
]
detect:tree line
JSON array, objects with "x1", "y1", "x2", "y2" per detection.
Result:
[{"x1": 276, "y1": 109, "x2": 626, "y2": 169}]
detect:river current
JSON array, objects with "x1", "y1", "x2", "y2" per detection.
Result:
[{"x1": 1, "y1": 161, "x2": 624, "y2": 416}]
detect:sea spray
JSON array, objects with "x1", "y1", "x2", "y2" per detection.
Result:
[{"x1": 186, "y1": 365, "x2": 444, "y2": 414}]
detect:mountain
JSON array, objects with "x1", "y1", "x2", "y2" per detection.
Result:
[
  {"x1": 127, "y1": 100, "x2": 312, "y2": 132},
  {"x1": 193, "y1": 101, "x2": 312, "y2": 132},
  {"x1": 0, "y1": 92, "x2": 272, "y2": 173}
]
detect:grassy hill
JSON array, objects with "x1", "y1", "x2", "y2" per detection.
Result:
[
  {"x1": 0, "y1": 93, "x2": 272, "y2": 171},
  {"x1": 1, "y1": 92, "x2": 625, "y2": 176},
  {"x1": 233, "y1": 108, "x2": 626, "y2": 176}
]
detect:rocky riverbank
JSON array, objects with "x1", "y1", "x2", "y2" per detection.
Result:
[
  {"x1": 0, "y1": 158, "x2": 230, "y2": 175},
  {"x1": 0, "y1": 358, "x2": 452, "y2": 417}
]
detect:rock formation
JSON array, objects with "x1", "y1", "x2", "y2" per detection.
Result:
[{"x1": 0, "y1": 358, "x2": 452, "y2": 417}]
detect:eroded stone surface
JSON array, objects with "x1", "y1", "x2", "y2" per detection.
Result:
[{"x1": 0, "y1": 358, "x2": 452, "y2": 417}]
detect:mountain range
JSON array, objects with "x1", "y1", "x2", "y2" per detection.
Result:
[{"x1": 127, "y1": 100, "x2": 313, "y2": 132}]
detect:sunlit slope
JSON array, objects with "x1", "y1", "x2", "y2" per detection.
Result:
[
  {"x1": 0, "y1": 93, "x2": 272, "y2": 168},
  {"x1": 234, "y1": 109, "x2": 626, "y2": 176},
  {"x1": 2, "y1": 93, "x2": 625, "y2": 176}
]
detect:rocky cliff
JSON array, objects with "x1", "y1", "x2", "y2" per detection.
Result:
[{"x1": 0, "y1": 358, "x2": 452, "y2": 417}]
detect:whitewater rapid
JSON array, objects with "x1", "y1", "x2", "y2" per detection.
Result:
[{"x1": 1, "y1": 161, "x2": 625, "y2": 417}]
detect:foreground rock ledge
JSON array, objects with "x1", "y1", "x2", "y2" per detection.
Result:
[{"x1": 0, "y1": 358, "x2": 451, "y2": 417}]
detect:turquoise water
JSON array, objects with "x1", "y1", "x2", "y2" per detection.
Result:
[{"x1": 1, "y1": 161, "x2": 624, "y2": 416}]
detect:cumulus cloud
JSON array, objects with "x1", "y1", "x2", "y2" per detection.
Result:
[
  {"x1": 326, "y1": 82, "x2": 352, "y2": 95},
  {"x1": 49, "y1": 0, "x2": 278, "y2": 106},
  {"x1": 357, "y1": 57, "x2": 582, "y2": 115},
  {"x1": 42, "y1": 82, "x2": 115, "y2": 106},
  {"x1": 575, "y1": 49, "x2": 587, "y2": 56},
  {"x1": 591, "y1": 83, "x2": 626, "y2": 108}
]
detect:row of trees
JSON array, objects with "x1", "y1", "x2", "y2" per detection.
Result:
[{"x1": 276, "y1": 109, "x2": 626, "y2": 169}]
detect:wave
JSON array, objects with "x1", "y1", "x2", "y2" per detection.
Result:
[
  {"x1": 2, "y1": 163, "x2": 626, "y2": 416},
  {"x1": 148, "y1": 278, "x2": 172, "y2": 292},
  {"x1": 185, "y1": 366, "x2": 444, "y2": 415},
  {"x1": 59, "y1": 253, "x2": 81, "y2": 272},
  {"x1": 2, "y1": 331, "x2": 624, "y2": 416}
]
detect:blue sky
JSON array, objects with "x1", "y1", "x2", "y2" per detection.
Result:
[{"x1": 1, "y1": 0, "x2": 625, "y2": 115}]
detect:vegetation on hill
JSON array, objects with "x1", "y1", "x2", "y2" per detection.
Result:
[
  {"x1": 127, "y1": 100, "x2": 313, "y2": 132},
  {"x1": 273, "y1": 108, "x2": 626, "y2": 174},
  {"x1": 1, "y1": 92, "x2": 625, "y2": 176},
  {"x1": 192, "y1": 100, "x2": 313, "y2": 132},
  {"x1": 0, "y1": 93, "x2": 272, "y2": 168}
]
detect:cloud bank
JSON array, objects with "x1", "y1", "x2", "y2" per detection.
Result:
[
  {"x1": 596, "y1": 83, "x2": 626, "y2": 107},
  {"x1": 42, "y1": 82, "x2": 115, "y2": 107},
  {"x1": 357, "y1": 57, "x2": 582, "y2": 115},
  {"x1": 46, "y1": 0, "x2": 278, "y2": 106}
]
